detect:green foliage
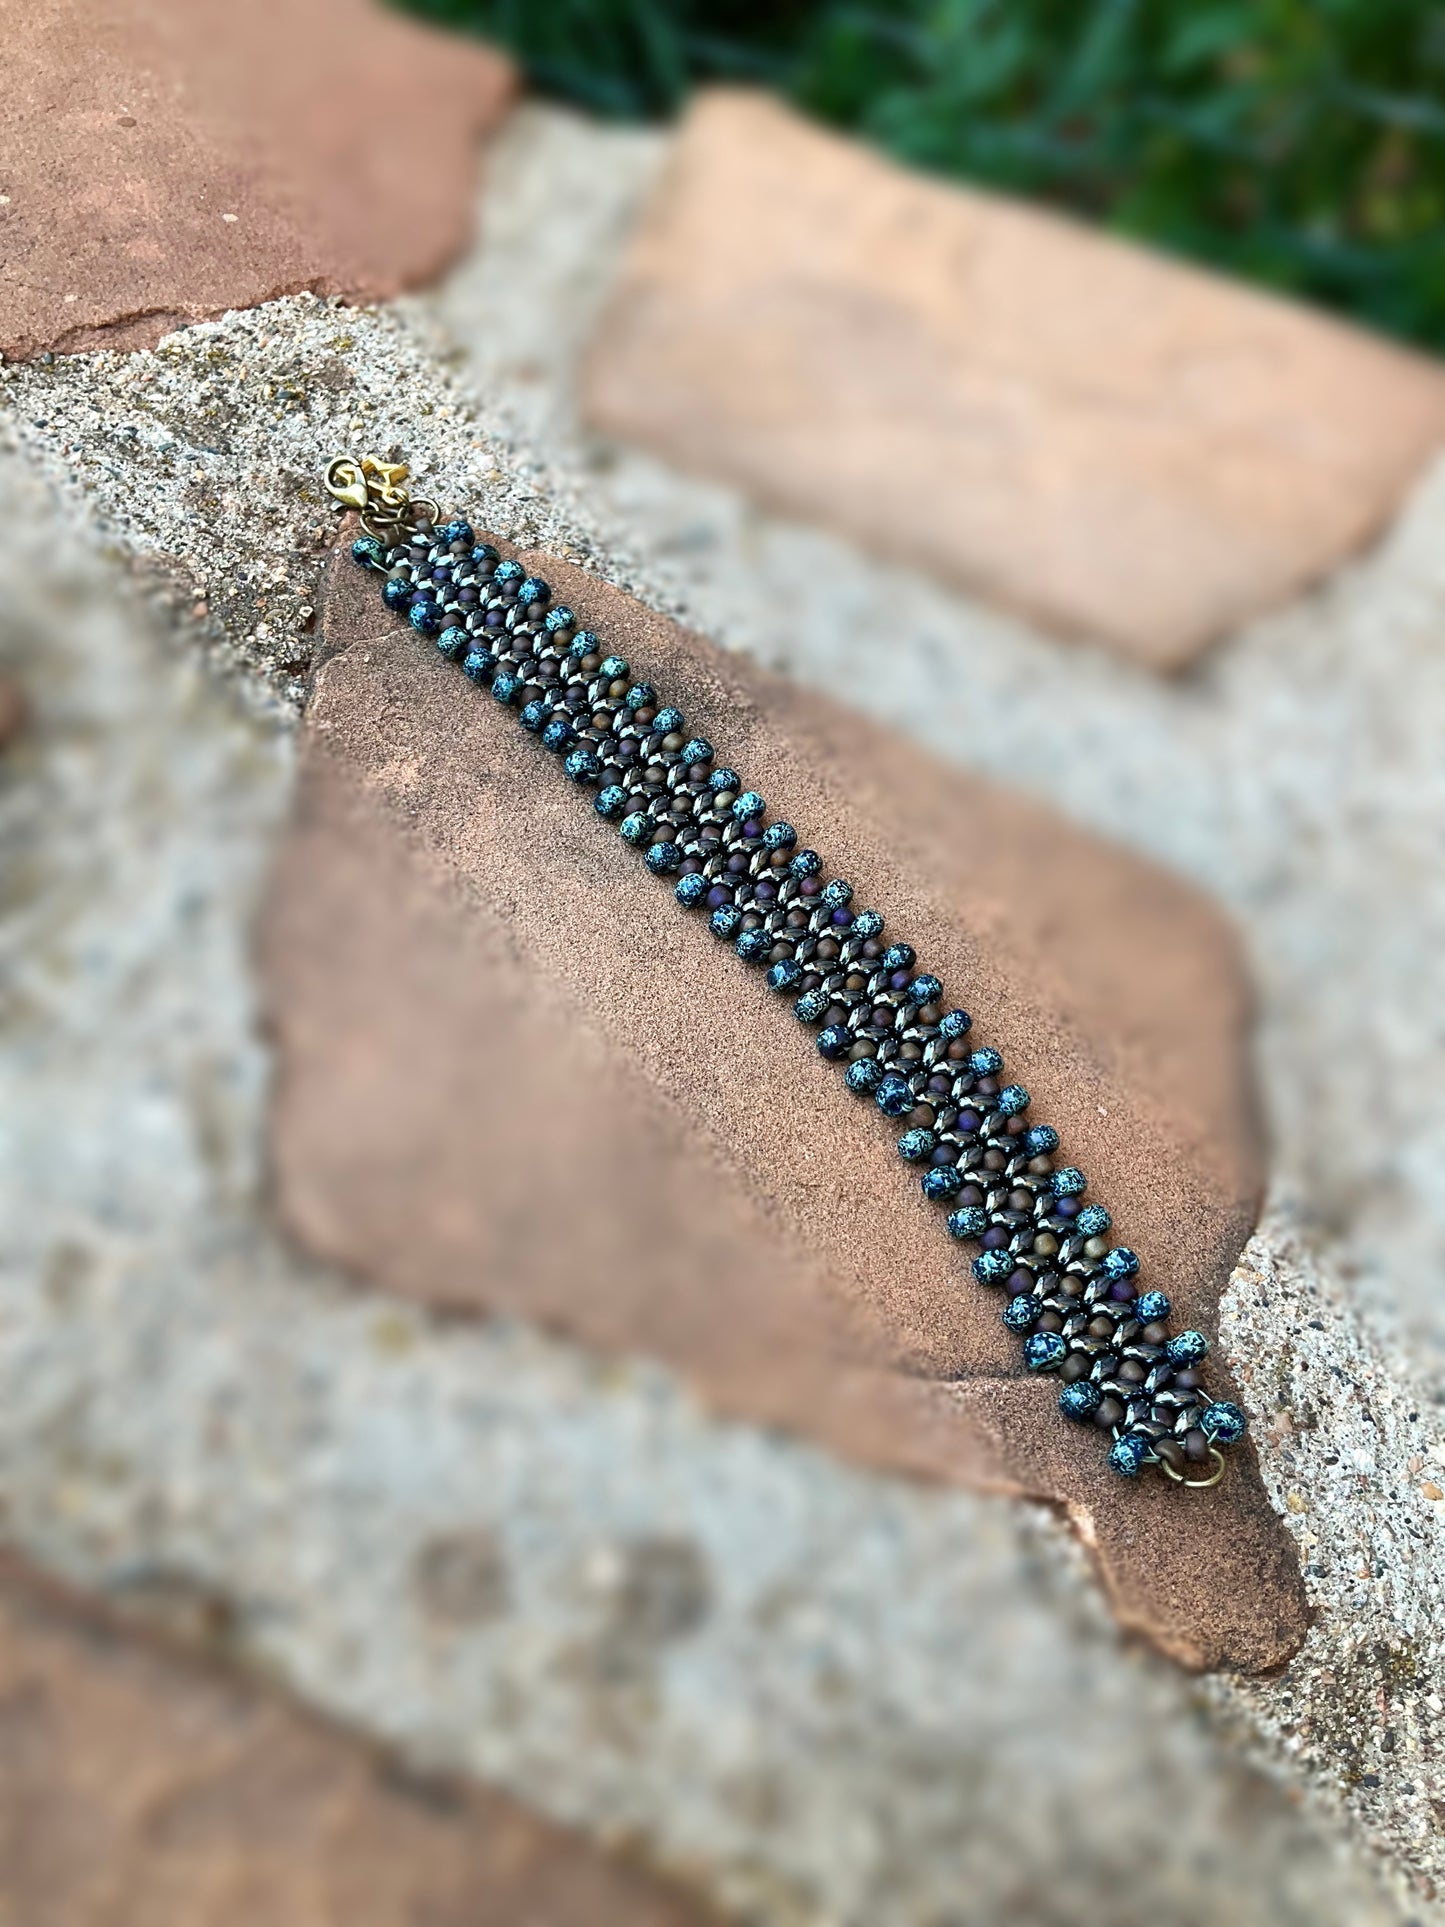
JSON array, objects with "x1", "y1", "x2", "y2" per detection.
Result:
[{"x1": 399, "y1": 0, "x2": 1445, "y2": 348}]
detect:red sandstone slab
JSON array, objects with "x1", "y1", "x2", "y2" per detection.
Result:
[
  {"x1": 259, "y1": 537, "x2": 1304, "y2": 1673},
  {"x1": 0, "y1": 1556, "x2": 712, "y2": 1926},
  {"x1": 582, "y1": 90, "x2": 1445, "y2": 670},
  {"x1": 0, "y1": 0, "x2": 515, "y2": 360}
]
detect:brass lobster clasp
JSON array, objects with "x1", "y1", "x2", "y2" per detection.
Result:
[{"x1": 324, "y1": 454, "x2": 412, "y2": 522}]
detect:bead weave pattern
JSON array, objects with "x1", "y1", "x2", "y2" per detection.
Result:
[{"x1": 351, "y1": 517, "x2": 1247, "y2": 1483}]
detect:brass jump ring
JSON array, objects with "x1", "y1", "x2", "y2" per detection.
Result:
[{"x1": 1159, "y1": 1446, "x2": 1226, "y2": 1490}]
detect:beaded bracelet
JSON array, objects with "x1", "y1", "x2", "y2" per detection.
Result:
[{"x1": 325, "y1": 455, "x2": 1247, "y2": 1488}]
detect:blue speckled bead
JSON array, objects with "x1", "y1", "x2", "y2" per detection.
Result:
[
  {"x1": 767, "y1": 958, "x2": 803, "y2": 992},
  {"x1": 409, "y1": 598, "x2": 443, "y2": 635},
  {"x1": 595, "y1": 786, "x2": 627, "y2": 819},
  {"x1": 1101, "y1": 1246, "x2": 1139, "y2": 1281},
  {"x1": 1166, "y1": 1330, "x2": 1209, "y2": 1368},
  {"x1": 1077, "y1": 1205, "x2": 1112, "y2": 1237},
  {"x1": 519, "y1": 700, "x2": 547, "y2": 731},
  {"x1": 470, "y1": 544, "x2": 500, "y2": 567},
  {"x1": 653, "y1": 707, "x2": 684, "y2": 735},
  {"x1": 846, "y1": 1058, "x2": 884, "y2": 1095},
  {"x1": 733, "y1": 791, "x2": 766, "y2": 822},
  {"x1": 938, "y1": 1010, "x2": 972, "y2": 1040},
  {"x1": 908, "y1": 974, "x2": 943, "y2": 1006},
  {"x1": 1024, "y1": 1331, "x2": 1067, "y2": 1371},
  {"x1": 461, "y1": 650, "x2": 490, "y2": 683},
  {"x1": 881, "y1": 944, "x2": 915, "y2": 973},
  {"x1": 1052, "y1": 1167, "x2": 1086, "y2": 1198},
  {"x1": 544, "y1": 606, "x2": 575, "y2": 633},
  {"x1": 897, "y1": 1127, "x2": 935, "y2": 1162},
  {"x1": 736, "y1": 927, "x2": 771, "y2": 962},
  {"x1": 1002, "y1": 1293, "x2": 1039, "y2": 1333},
  {"x1": 564, "y1": 748, "x2": 599, "y2": 783},
  {"x1": 1060, "y1": 1381, "x2": 1101, "y2": 1421},
  {"x1": 947, "y1": 1205, "x2": 988, "y2": 1239},
  {"x1": 570, "y1": 630, "x2": 600, "y2": 659},
  {"x1": 710, "y1": 768, "x2": 741, "y2": 793},
  {"x1": 383, "y1": 576, "x2": 413, "y2": 612},
  {"x1": 1134, "y1": 1290, "x2": 1170, "y2": 1323},
  {"x1": 600, "y1": 656, "x2": 629, "y2": 681},
  {"x1": 817, "y1": 1024, "x2": 850, "y2": 1059},
  {"x1": 875, "y1": 1074, "x2": 912, "y2": 1118},
  {"x1": 968, "y1": 1047, "x2": 1003, "y2": 1076},
  {"x1": 682, "y1": 738, "x2": 713, "y2": 765},
  {"x1": 626, "y1": 683, "x2": 656, "y2": 711},
  {"x1": 675, "y1": 872, "x2": 709, "y2": 908},
  {"x1": 1201, "y1": 1400, "x2": 1248, "y2": 1445},
  {"x1": 646, "y1": 840, "x2": 683, "y2": 875},
  {"x1": 795, "y1": 987, "x2": 830, "y2": 1023},
  {"x1": 541, "y1": 719, "x2": 574, "y2": 752},
  {"x1": 619, "y1": 812, "x2": 650, "y2": 845},
  {"x1": 351, "y1": 534, "x2": 386, "y2": 570},
  {"x1": 517, "y1": 576, "x2": 550, "y2": 608},
  {"x1": 436, "y1": 625, "x2": 469, "y2": 661},
  {"x1": 853, "y1": 911, "x2": 885, "y2": 940},
  {"x1": 821, "y1": 878, "x2": 853, "y2": 910},
  {"x1": 493, "y1": 560, "x2": 525, "y2": 589},
  {"x1": 997, "y1": 1084, "x2": 1030, "y2": 1116},
  {"x1": 1109, "y1": 1434, "x2": 1151, "y2": 1477},
  {"x1": 974, "y1": 1250, "x2": 1015, "y2": 1287},
  {"x1": 763, "y1": 822, "x2": 797, "y2": 851},
  {"x1": 1023, "y1": 1125, "x2": 1058, "y2": 1156},
  {"x1": 491, "y1": 670, "x2": 521, "y2": 704},
  {"x1": 921, "y1": 1165, "x2": 962, "y2": 1202},
  {"x1": 712, "y1": 905, "x2": 744, "y2": 939},
  {"x1": 790, "y1": 849, "x2": 822, "y2": 879},
  {"x1": 439, "y1": 519, "x2": 473, "y2": 547}
]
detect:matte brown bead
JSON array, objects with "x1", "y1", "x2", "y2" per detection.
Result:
[
  {"x1": 1184, "y1": 1427, "x2": 1211, "y2": 1463},
  {"x1": 1095, "y1": 1396, "x2": 1125, "y2": 1430},
  {"x1": 1060, "y1": 1352, "x2": 1092, "y2": 1383},
  {"x1": 1141, "y1": 1321, "x2": 1168, "y2": 1346}
]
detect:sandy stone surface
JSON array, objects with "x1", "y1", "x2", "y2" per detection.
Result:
[
  {"x1": 582, "y1": 91, "x2": 1445, "y2": 670},
  {"x1": 0, "y1": 0, "x2": 514, "y2": 361},
  {"x1": 271, "y1": 535, "x2": 1296, "y2": 1673},
  {"x1": 0, "y1": 289, "x2": 1442, "y2": 1917},
  {"x1": 0, "y1": 1559, "x2": 713, "y2": 1927}
]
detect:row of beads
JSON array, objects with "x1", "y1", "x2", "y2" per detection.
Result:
[{"x1": 352, "y1": 517, "x2": 1247, "y2": 1481}]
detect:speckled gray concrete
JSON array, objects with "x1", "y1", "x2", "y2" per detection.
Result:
[
  {"x1": 0, "y1": 190, "x2": 1442, "y2": 1917},
  {"x1": 0, "y1": 454, "x2": 1420, "y2": 1927}
]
